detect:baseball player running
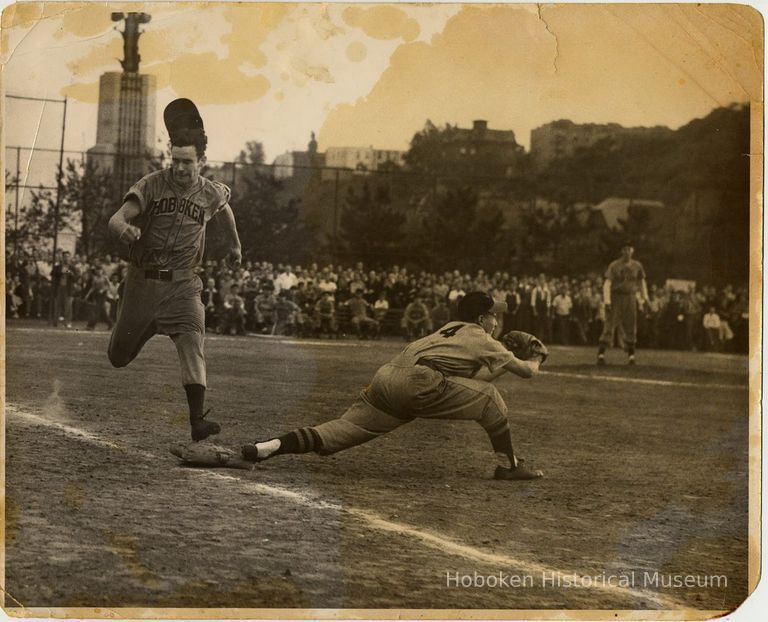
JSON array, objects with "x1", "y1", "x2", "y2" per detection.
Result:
[
  {"x1": 241, "y1": 292, "x2": 545, "y2": 480},
  {"x1": 107, "y1": 98, "x2": 242, "y2": 442},
  {"x1": 597, "y1": 241, "x2": 649, "y2": 366}
]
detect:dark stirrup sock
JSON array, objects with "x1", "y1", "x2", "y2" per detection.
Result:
[
  {"x1": 184, "y1": 383, "x2": 205, "y2": 418},
  {"x1": 274, "y1": 427, "x2": 323, "y2": 455}
]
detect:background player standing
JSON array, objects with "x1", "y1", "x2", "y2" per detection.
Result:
[
  {"x1": 597, "y1": 241, "x2": 649, "y2": 366},
  {"x1": 107, "y1": 98, "x2": 242, "y2": 441},
  {"x1": 241, "y1": 292, "x2": 545, "y2": 481}
]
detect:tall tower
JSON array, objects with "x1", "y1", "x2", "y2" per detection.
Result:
[{"x1": 87, "y1": 12, "x2": 157, "y2": 196}]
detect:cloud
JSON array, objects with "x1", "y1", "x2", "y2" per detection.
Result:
[
  {"x1": 57, "y1": 3, "x2": 292, "y2": 104},
  {"x1": 346, "y1": 41, "x2": 367, "y2": 62},
  {"x1": 221, "y1": 3, "x2": 293, "y2": 69},
  {"x1": 160, "y1": 52, "x2": 271, "y2": 104},
  {"x1": 65, "y1": 27, "x2": 174, "y2": 76},
  {"x1": 53, "y1": 3, "x2": 114, "y2": 39},
  {"x1": 291, "y1": 57, "x2": 334, "y2": 85},
  {"x1": 342, "y1": 5, "x2": 420, "y2": 42},
  {"x1": 319, "y1": 4, "x2": 761, "y2": 151}
]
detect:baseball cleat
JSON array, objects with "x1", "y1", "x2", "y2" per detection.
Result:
[
  {"x1": 628, "y1": 355, "x2": 636, "y2": 365},
  {"x1": 241, "y1": 442, "x2": 268, "y2": 462},
  {"x1": 494, "y1": 465, "x2": 544, "y2": 480},
  {"x1": 190, "y1": 409, "x2": 221, "y2": 442},
  {"x1": 597, "y1": 354, "x2": 606, "y2": 366}
]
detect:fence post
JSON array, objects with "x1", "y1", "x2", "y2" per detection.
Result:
[
  {"x1": 49, "y1": 96, "x2": 68, "y2": 324},
  {"x1": 332, "y1": 169, "x2": 340, "y2": 262},
  {"x1": 13, "y1": 146, "x2": 21, "y2": 266},
  {"x1": 431, "y1": 174, "x2": 438, "y2": 264}
]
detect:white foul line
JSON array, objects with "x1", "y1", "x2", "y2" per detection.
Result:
[
  {"x1": 7, "y1": 405, "x2": 158, "y2": 460},
  {"x1": 5, "y1": 403, "x2": 689, "y2": 610},
  {"x1": 541, "y1": 370, "x2": 746, "y2": 391}
]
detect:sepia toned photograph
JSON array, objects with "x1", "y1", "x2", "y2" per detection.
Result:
[{"x1": 1, "y1": 1, "x2": 763, "y2": 618}]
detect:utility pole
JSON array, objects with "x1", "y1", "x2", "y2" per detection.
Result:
[
  {"x1": 50, "y1": 96, "x2": 68, "y2": 324},
  {"x1": 13, "y1": 146, "x2": 20, "y2": 265},
  {"x1": 332, "y1": 169, "x2": 340, "y2": 262}
]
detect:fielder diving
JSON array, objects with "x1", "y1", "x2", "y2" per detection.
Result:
[
  {"x1": 108, "y1": 98, "x2": 242, "y2": 442},
  {"x1": 240, "y1": 292, "x2": 548, "y2": 480}
]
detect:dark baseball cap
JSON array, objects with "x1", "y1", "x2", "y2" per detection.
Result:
[
  {"x1": 164, "y1": 98, "x2": 204, "y2": 135},
  {"x1": 457, "y1": 291, "x2": 507, "y2": 321}
]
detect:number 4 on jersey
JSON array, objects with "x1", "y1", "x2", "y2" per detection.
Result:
[{"x1": 439, "y1": 325, "x2": 463, "y2": 338}]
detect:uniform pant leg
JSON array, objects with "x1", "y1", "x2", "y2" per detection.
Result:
[
  {"x1": 108, "y1": 270, "x2": 158, "y2": 367},
  {"x1": 312, "y1": 393, "x2": 409, "y2": 454},
  {"x1": 618, "y1": 295, "x2": 638, "y2": 346},
  {"x1": 599, "y1": 304, "x2": 619, "y2": 347},
  {"x1": 158, "y1": 277, "x2": 207, "y2": 387},
  {"x1": 416, "y1": 375, "x2": 509, "y2": 436},
  {"x1": 373, "y1": 364, "x2": 509, "y2": 435},
  {"x1": 313, "y1": 365, "x2": 511, "y2": 455}
]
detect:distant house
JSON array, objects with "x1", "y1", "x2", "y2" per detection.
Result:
[
  {"x1": 530, "y1": 120, "x2": 672, "y2": 168},
  {"x1": 323, "y1": 146, "x2": 405, "y2": 180},
  {"x1": 419, "y1": 119, "x2": 525, "y2": 178},
  {"x1": 272, "y1": 132, "x2": 325, "y2": 181}
]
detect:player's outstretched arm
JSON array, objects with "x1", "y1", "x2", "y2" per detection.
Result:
[
  {"x1": 108, "y1": 200, "x2": 142, "y2": 243},
  {"x1": 219, "y1": 204, "x2": 242, "y2": 267},
  {"x1": 502, "y1": 356, "x2": 542, "y2": 379},
  {"x1": 476, "y1": 356, "x2": 542, "y2": 383}
]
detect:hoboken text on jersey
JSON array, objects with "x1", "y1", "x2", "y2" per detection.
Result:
[{"x1": 148, "y1": 197, "x2": 205, "y2": 225}]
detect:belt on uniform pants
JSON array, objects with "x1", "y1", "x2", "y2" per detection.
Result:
[{"x1": 141, "y1": 268, "x2": 197, "y2": 282}]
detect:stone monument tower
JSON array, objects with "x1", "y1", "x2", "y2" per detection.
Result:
[{"x1": 87, "y1": 12, "x2": 157, "y2": 195}]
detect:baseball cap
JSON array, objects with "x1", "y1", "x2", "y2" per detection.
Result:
[
  {"x1": 164, "y1": 98, "x2": 204, "y2": 135},
  {"x1": 457, "y1": 291, "x2": 507, "y2": 321}
]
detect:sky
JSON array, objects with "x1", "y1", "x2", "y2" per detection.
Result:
[{"x1": 2, "y1": 1, "x2": 763, "y2": 167}]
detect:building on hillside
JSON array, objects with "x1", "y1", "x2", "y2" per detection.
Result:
[
  {"x1": 530, "y1": 120, "x2": 672, "y2": 168},
  {"x1": 421, "y1": 119, "x2": 525, "y2": 178},
  {"x1": 86, "y1": 12, "x2": 158, "y2": 196},
  {"x1": 273, "y1": 132, "x2": 325, "y2": 181},
  {"x1": 322, "y1": 146, "x2": 405, "y2": 180},
  {"x1": 441, "y1": 119, "x2": 522, "y2": 160}
]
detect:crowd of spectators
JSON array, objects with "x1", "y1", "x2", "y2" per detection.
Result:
[{"x1": 6, "y1": 249, "x2": 750, "y2": 353}]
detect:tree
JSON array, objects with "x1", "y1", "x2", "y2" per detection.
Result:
[
  {"x1": 9, "y1": 158, "x2": 85, "y2": 257},
  {"x1": 222, "y1": 166, "x2": 315, "y2": 264},
  {"x1": 5, "y1": 169, "x2": 22, "y2": 259},
  {"x1": 420, "y1": 186, "x2": 506, "y2": 272},
  {"x1": 236, "y1": 141, "x2": 265, "y2": 165},
  {"x1": 59, "y1": 159, "x2": 118, "y2": 257},
  {"x1": 338, "y1": 182, "x2": 406, "y2": 265},
  {"x1": 15, "y1": 188, "x2": 50, "y2": 250},
  {"x1": 530, "y1": 104, "x2": 750, "y2": 283}
]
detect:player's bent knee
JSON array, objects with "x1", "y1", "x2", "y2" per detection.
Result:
[{"x1": 107, "y1": 347, "x2": 132, "y2": 368}]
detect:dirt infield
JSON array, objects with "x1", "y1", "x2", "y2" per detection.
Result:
[{"x1": 5, "y1": 324, "x2": 750, "y2": 613}]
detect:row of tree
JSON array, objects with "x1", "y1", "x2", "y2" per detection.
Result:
[{"x1": 7, "y1": 104, "x2": 750, "y2": 284}]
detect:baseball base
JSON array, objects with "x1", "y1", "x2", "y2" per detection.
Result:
[{"x1": 170, "y1": 441, "x2": 255, "y2": 470}]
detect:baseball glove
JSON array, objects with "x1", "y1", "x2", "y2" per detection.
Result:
[
  {"x1": 170, "y1": 442, "x2": 255, "y2": 470},
  {"x1": 500, "y1": 331, "x2": 548, "y2": 364}
]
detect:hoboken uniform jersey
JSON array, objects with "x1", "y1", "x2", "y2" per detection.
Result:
[
  {"x1": 124, "y1": 169, "x2": 230, "y2": 269},
  {"x1": 605, "y1": 259, "x2": 646, "y2": 296},
  {"x1": 392, "y1": 321, "x2": 515, "y2": 379}
]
